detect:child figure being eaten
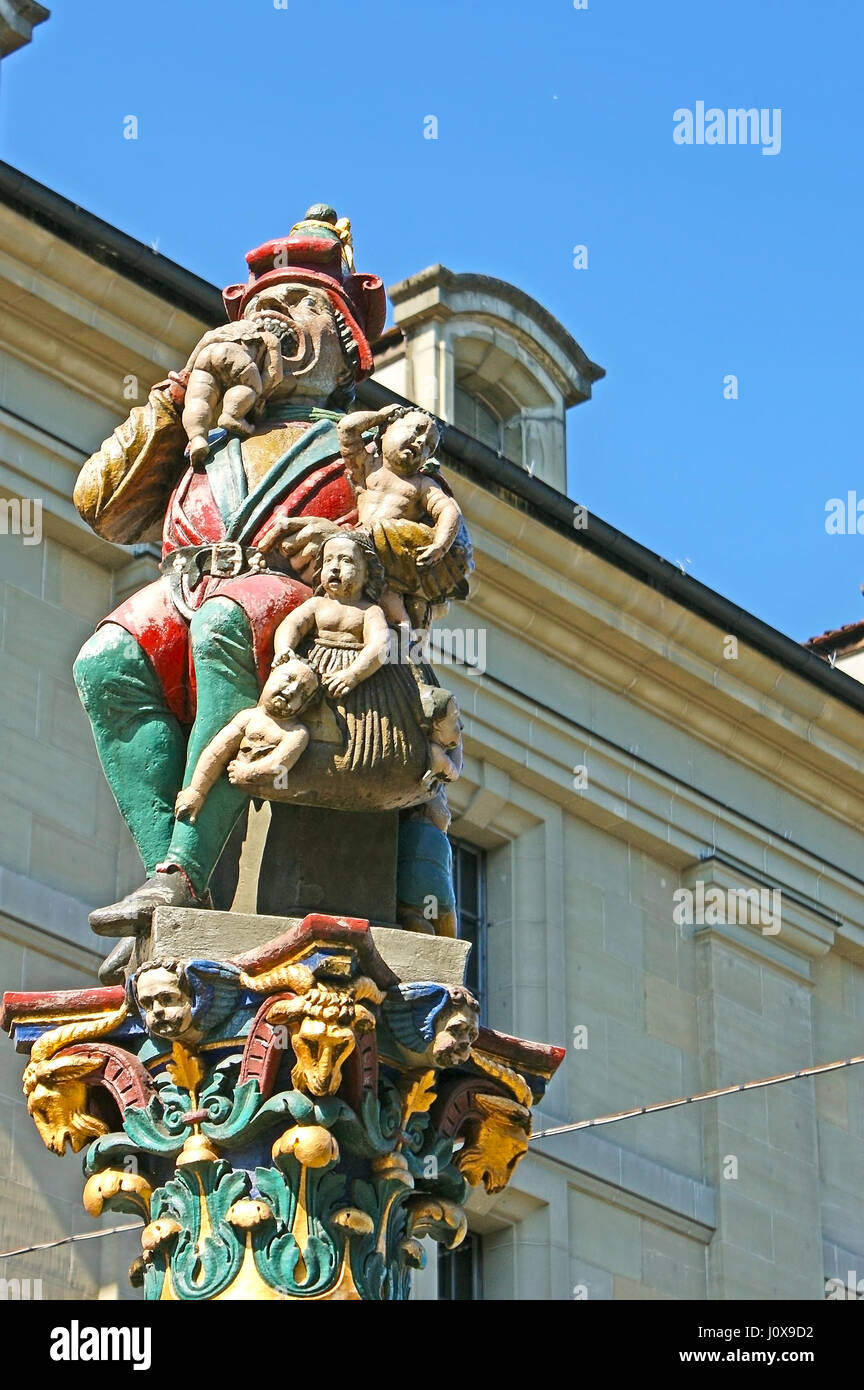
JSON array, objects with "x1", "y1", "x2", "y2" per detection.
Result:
[
  {"x1": 174, "y1": 657, "x2": 318, "y2": 821},
  {"x1": 181, "y1": 315, "x2": 289, "y2": 465},
  {"x1": 337, "y1": 404, "x2": 473, "y2": 629}
]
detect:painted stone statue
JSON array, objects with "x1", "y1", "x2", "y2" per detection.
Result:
[
  {"x1": 3, "y1": 207, "x2": 567, "y2": 1303},
  {"x1": 71, "y1": 207, "x2": 471, "y2": 981}
]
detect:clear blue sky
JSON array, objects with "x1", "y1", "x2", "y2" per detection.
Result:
[{"x1": 2, "y1": 0, "x2": 862, "y2": 643}]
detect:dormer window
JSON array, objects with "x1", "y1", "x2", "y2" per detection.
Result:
[
  {"x1": 374, "y1": 266, "x2": 604, "y2": 493},
  {"x1": 453, "y1": 386, "x2": 524, "y2": 467}
]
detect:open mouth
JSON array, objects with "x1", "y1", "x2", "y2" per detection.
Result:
[{"x1": 250, "y1": 308, "x2": 304, "y2": 363}]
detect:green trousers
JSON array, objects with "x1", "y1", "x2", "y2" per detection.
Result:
[{"x1": 74, "y1": 598, "x2": 259, "y2": 896}]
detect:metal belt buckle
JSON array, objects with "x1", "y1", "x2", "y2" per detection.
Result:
[{"x1": 210, "y1": 541, "x2": 244, "y2": 578}]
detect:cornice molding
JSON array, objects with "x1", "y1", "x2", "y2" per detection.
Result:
[
  {"x1": 0, "y1": 0, "x2": 49, "y2": 57},
  {"x1": 441, "y1": 669, "x2": 864, "y2": 933},
  {"x1": 681, "y1": 856, "x2": 836, "y2": 982}
]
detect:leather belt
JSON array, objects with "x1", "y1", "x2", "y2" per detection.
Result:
[
  {"x1": 161, "y1": 542, "x2": 269, "y2": 583},
  {"x1": 161, "y1": 542, "x2": 270, "y2": 619}
]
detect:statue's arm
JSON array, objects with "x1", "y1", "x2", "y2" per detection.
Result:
[
  {"x1": 337, "y1": 406, "x2": 394, "y2": 450},
  {"x1": 273, "y1": 599, "x2": 317, "y2": 658},
  {"x1": 417, "y1": 480, "x2": 462, "y2": 564},
  {"x1": 354, "y1": 605, "x2": 389, "y2": 680},
  {"x1": 428, "y1": 739, "x2": 463, "y2": 783},
  {"x1": 73, "y1": 376, "x2": 190, "y2": 544},
  {"x1": 190, "y1": 719, "x2": 248, "y2": 794}
]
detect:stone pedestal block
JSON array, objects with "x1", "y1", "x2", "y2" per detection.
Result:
[{"x1": 211, "y1": 802, "x2": 399, "y2": 923}]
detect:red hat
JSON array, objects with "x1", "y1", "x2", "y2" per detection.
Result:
[{"x1": 221, "y1": 213, "x2": 386, "y2": 380}]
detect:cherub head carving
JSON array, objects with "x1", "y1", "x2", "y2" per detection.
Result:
[
  {"x1": 430, "y1": 986, "x2": 480, "y2": 1066},
  {"x1": 384, "y1": 982, "x2": 480, "y2": 1067},
  {"x1": 128, "y1": 957, "x2": 241, "y2": 1045},
  {"x1": 131, "y1": 959, "x2": 201, "y2": 1044}
]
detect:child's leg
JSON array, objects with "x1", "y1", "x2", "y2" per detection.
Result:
[
  {"x1": 218, "y1": 360, "x2": 263, "y2": 435},
  {"x1": 182, "y1": 368, "x2": 221, "y2": 463},
  {"x1": 405, "y1": 594, "x2": 434, "y2": 634}
]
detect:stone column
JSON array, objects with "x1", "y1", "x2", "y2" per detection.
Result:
[{"x1": 3, "y1": 910, "x2": 564, "y2": 1300}]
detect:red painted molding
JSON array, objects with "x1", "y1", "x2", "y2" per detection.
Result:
[{"x1": 0, "y1": 986, "x2": 125, "y2": 1033}]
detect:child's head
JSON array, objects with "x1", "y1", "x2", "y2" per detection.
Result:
[
  {"x1": 380, "y1": 407, "x2": 440, "y2": 476},
  {"x1": 262, "y1": 657, "x2": 319, "y2": 715},
  {"x1": 314, "y1": 530, "x2": 385, "y2": 602},
  {"x1": 419, "y1": 684, "x2": 461, "y2": 742}
]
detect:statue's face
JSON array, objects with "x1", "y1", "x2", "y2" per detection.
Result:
[
  {"x1": 456, "y1": 1095, "x2": 530, "y2": 1195},
  {"x1": 244, "y1": 282, "x2": 352, "y2": 401},
  {"x1": 320, "y1": 537, "x2": 366, "y2": 600},
  {"x1": 28, "y1": 1078, "x2": 90, "y2": 1154},
  {"x1": 23, "y1": 1055, "x2": 107, "y2": 1155},
  {"x1": 290, "y1": 1017, "x2": 356, "y2": 1098},
  {"x1": 431, "y1": 988, "x2": 480, "y2": 1066},
  {"x1": 382, "y1": 410, "x2": 437, "y2": 475},
  {"x1": 136, "y1": 966, "x2": 198, "y2": 1042},
  {"x1": 262, "y1": 661, "x2": 316, "y2": 716}
]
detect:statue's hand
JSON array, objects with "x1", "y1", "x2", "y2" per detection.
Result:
[
  {"x1": 372, "y1": 403, "x2": 406, "y2": 426},
  {"x1": 228, "y1": 758, "x2": 284, "y2": 792},
  {"x1": 174, "y1": 787, "x2": 204, "y2": 824},
  {"x1": 182, "y1": 321, "x2": 263, "y2": 373},
  {"x1": 257, "y1": 515, "x2": 342, "y2": 582},
  {"x1": 416, "y1": 542, "x2": 445, "y2": 568},
  {"x1": 338, "y1": 402, "x2": 403, "y2": 444},
  {"x1": 151, "y1": 369, "x2": 191, "y2": 409},
  {"x1": 322, "y1": 665, "x2": 359, "y2": 698},
  {"x1": 183, "y1": 322, "x2": 283, "y2": 400},
  {"x1": 243, "y1": 757, "x2": 286, "y2": 784}
]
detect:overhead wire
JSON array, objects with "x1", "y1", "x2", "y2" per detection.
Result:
[
  {"x1": 0, "y1": 1221, "x2": 142, "y2": 1261},
  {"x1": 531, "y1": 1052, "x2": 864, "y2": 1139},
  {"x1": 3, "y1": 1054, "x2": 863, "y2": 1257}
]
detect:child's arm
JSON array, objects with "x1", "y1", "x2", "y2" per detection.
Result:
[
  {"x1": 337, "y1": 405, "x2": 404, "y2": 481},
  {"x1": 337, "y1": 404, "x2": 404, "y2": 446},
  {"x1": 438, "y1": 738, "x2": 463, "y2": 781},
  {"x1": 320, "y1": 604, "x2": 390, "y2": 698},
  {"x1": 174, "y1": 714, "x2": 250, "y2": 822},
  {"x1": 273, "y1": 597, "x2": 318, "y2": 658},
  {"x1": 416, "y1": 480, "x2": 462, "y2": 567}
]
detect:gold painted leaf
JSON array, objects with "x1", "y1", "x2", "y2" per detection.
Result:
[
  {"x1": 166, "y1": 1042, "x2": 203, "y2": 1094},
  {"x1": 400, "y1": 1069, "x2": 437, "y2": 1126}
]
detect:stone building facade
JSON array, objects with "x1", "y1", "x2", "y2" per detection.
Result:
[{"x1": 2, "y1": 162, "x2": 864, "y2": 1301}]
